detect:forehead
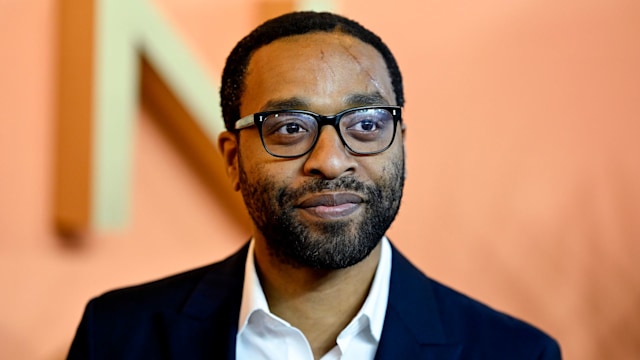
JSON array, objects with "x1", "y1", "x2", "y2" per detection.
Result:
[{"x1": 241, "y1": 32, "x2": 396, "y2": 115}]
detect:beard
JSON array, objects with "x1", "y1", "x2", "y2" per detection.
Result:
[{"x1": 238, "y1": 152, "x2": 405, "y2": 270}]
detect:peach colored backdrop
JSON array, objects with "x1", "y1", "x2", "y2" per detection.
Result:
[{"x1": 1, "y1": 0, "x2": 639, "y2": 359}]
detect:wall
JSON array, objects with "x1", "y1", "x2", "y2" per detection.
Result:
[{"x1": 1, "y1": 0, "x2": 639, "y2": 359}]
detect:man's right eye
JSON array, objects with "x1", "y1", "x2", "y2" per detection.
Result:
[{"x1": 275, "y1": 122, "x2": 307, "y2": 134}]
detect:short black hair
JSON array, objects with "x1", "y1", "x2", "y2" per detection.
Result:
[{"x1": 220, "y1": 11, "x2": 404, "y2": 132}]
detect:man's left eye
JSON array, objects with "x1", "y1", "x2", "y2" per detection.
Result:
[{"x1": 350, "y1": 120, "x2": 377, "y2": 132}]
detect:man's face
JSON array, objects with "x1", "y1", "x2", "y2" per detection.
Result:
[{"x1": 233, "y1": 32, "x2": 405, "y2": 269}]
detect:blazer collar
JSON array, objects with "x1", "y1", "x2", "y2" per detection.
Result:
[
  {"x1": 158, "y1": 241, "x2": 462, "y2": 359},
  {"x1": 375, "y1": 244, "x2": 462, "y2": 360},
  {"x1": 162, "y1": 242, "x2": 250, "y2": 360}
]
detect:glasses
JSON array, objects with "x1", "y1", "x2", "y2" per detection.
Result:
[{"x1": 234, "y1": 106, "x2": 402, "y2": 158}]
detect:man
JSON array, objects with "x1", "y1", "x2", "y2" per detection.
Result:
[{"x1": 68, "y1": 11, "x2": 561, "y2": 359}]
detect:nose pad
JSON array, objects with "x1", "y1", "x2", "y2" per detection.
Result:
[{"x1": 303, "y1": 126, "x2": 357, "y2": 178}]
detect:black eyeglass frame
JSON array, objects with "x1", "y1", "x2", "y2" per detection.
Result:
[{"x1": 234, "y1": 105, "x2": 403, "y2": 158}]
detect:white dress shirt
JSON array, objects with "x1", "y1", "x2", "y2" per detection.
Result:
[{"x1": 236, "y1": 237, "x2": 392, "y2": 360}]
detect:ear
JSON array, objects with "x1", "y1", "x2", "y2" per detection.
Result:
[
  {"x1": 218, "y1": 131, "x2": 240, "y2": 191},
  {"x1": 400, "y1": 124, "x2": 408, "y2": 179}
]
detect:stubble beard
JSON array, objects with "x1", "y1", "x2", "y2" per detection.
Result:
[{"x1": 238, "y1": 153, "x2": 405, "y2": 270}]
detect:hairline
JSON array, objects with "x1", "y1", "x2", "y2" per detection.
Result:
[{"x1": 238, "y1": 30, "x2": 393, "y2": 123}]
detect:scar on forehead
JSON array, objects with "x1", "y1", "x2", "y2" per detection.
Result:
[
  {"x1": 318, "y1": 49, "x2": 338, "y2": 79},
  {"x1": 339, "y1": 42, "x2": 388, "y2": 98}
]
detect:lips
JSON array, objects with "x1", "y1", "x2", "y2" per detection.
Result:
[
  {"x1": 295, "y1": 192, "x2": 364, "y2": 220},
  {"x1": 297, "y1": 193, "x2": 364, "y2": 208}
]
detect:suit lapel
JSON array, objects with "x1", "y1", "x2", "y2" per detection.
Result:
[
  {"x1": 161, "y1": 243, "x2": 250, "y2": 360},
  {"x1": 375, "y1": 245, "x2": 462, "y2": 360},
  {"x1": 156, "y1": 242, "x2": 461, "y2": 359}
]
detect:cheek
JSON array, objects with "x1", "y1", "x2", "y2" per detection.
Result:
[
  {"x1": 239, "y1": 135, "x2": 309, "y2": 183},
  {"x1": 238, "y1": 131, "x2": 265, "y2": 156},
  {"x1": 238, "y1": 152, "x2": 301, "y2": 191},
  {"x1": 363, "y1": 143, "x2": 405, "y2": 178}
]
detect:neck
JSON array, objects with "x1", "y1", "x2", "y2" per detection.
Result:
[{"x1": 253, "y1": 238, "x2": 382, "y2": 359}]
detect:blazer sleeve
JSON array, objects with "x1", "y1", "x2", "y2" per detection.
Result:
[
  {"x1": 67, "y1": 299, "x2": 95, "y2": 360},
  {"x1": 538, "y1": 336, "x2": 562, "y2": 360}
]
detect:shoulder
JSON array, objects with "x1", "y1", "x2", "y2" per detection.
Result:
[
  {"x1": 88, "y1": 243, "x2": 249, "y2": 315},
  {"x1": 430, "y1": 278, "x2": 560, "y2": 356},
  {"x1": 388, "y1": 245, "x2": 561, "y2": 358},
  {"x1": 68, "y1": 244, "x2": 250, "y2": 359}
]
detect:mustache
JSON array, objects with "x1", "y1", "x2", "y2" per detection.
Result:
[{"x1": 277, "y1": 176, "x2": 370, "y2": 205}]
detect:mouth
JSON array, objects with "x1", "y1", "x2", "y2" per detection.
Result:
[{"x1": 296, "y1": 192, "x2": 364, "y2": 220}]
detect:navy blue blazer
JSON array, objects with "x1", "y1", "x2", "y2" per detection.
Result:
[{"x1": 68, "y1": 242, "x2": 561, "y2": 359}]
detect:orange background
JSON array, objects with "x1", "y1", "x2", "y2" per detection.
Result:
[{"x1": 1, "y1": 0, "x2": 639, "y2": 359}]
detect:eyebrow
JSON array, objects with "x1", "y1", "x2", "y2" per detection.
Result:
[
  {"x1": 260, "y1": 98, "x2": 309, "y2": 112},
  {"x1": 344, "y1": 92, "x2": 390, "y2": 107},
  {"x1": 260, "y1": 92, "x2": 390, "y2": 113}
]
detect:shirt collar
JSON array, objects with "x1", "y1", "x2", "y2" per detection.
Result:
[
  {"x1": 238, "y1": 239, "x2": 270, "y2": 332},
  {"x1": 351, "y1": 236, "x2": 391, "y2": 342},
  {"x1": 237, "y1": 237, "x2": 392, "y2": 343}
]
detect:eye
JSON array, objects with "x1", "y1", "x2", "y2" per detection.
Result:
[
  {"x1": 275, "y1": 122, "x2": 308, "y2": 134},
  {"x1": 262, "y1": 113, "x2": 316, "y2": 138},
  {"x1": 349, "y1": 119, "x2": 378, "y2": 132},
  {"x1": 342, "y1": 109, "x2": 395, "y2": 143},
  {"x1": 343, "y1": 109, "x2": 393, "y2": 133}
]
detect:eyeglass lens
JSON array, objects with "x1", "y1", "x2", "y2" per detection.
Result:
[{"x1": 260, "y1": 108, "x2": 396, "y2": 157}]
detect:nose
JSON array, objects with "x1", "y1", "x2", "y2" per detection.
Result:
[{"x1": 302, "y1": 126, "x2": 357, "y2": 179}]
